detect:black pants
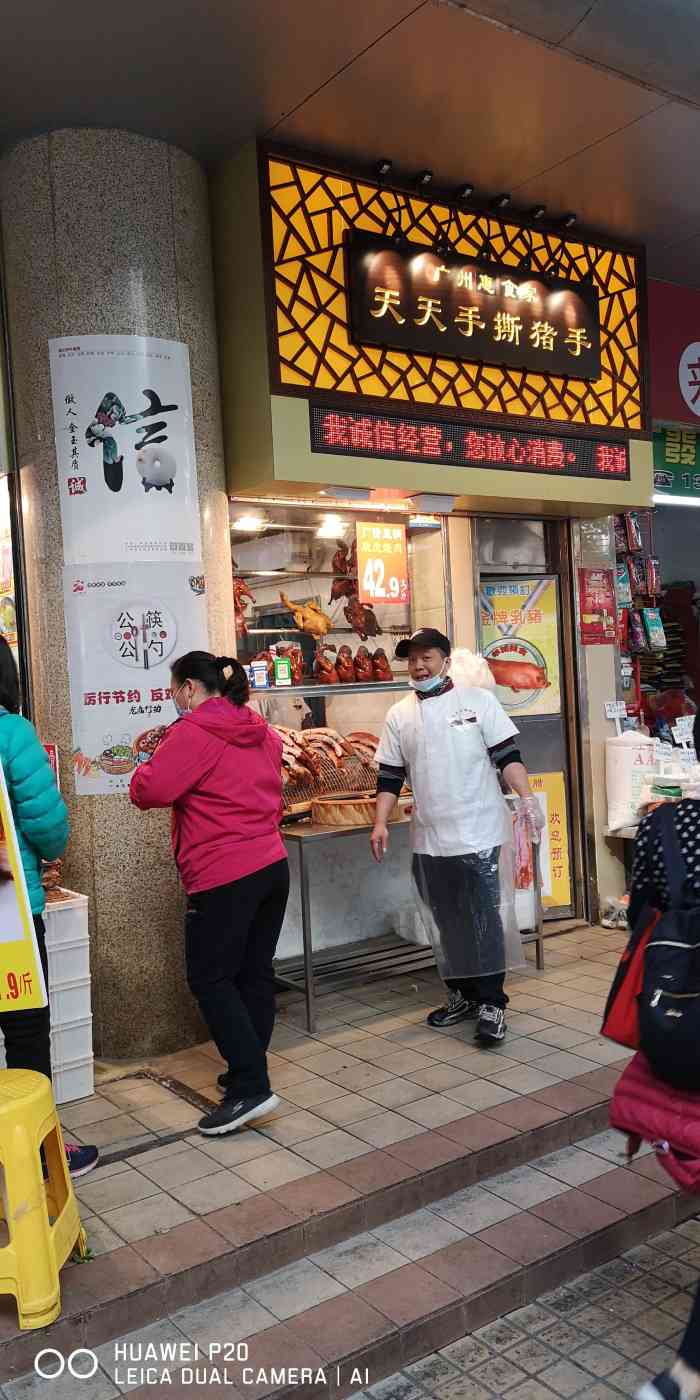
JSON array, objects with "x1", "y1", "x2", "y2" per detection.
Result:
[
  {"x1": 413, "y1": 851, "x2": 509, "y2": 1010},
  {"x1": 185, "y1": 860, "x2": 290, "y2": 1100},
  {"x1": 681, "y1": 1282, "x2": 700, "y2": 1371},
  {"x1": 0, "y1": 915, "x2": 52, "y2": 1080}
]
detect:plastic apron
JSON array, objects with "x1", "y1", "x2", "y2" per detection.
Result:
[{"x1": 401, "y1": 690, "x2": 524, "y2": 980}]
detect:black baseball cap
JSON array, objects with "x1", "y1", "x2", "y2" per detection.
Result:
[{"x1": 395, "y1": 628, "x2": 452, "y2": 659}]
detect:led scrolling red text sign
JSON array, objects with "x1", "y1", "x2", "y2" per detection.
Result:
[
  {"x1": 309, "y1": 406, "x2": 630, "y2": 482},
  {"x1": 347, "y1": 232, "x2": 602, "y2": 381}
]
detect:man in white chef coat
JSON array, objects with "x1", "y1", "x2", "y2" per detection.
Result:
[{"x1": 371, "y1": 628, "x2": 543, "y2": 1043}]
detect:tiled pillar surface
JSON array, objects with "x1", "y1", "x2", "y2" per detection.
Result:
[{"x1": 0, "y1": 129, "x2": 233, "y2": 1056}]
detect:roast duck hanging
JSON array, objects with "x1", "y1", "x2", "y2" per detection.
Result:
[
  {"x1": 314, "y1": 645, "x2": 339, "y2": 684},
  {"x1": 344, "y1": 594, "x2": 380, "y2": 640},
  {"x1": 336, "y1": 645, "x2": 356, "y2": 684},
  {"x1": 353, "y1": 645, "x2": 374, "y2": 683},
  {"x1": 279, "y1": 591, "x2": 333, "y2": 640},
  {"x1": 331, "y1": 538, "x2": 357, "y2": 577},
  {"x1": 372, "y1": 648, "x2": 394, "y2": 682},
  {"x1": 233, "y1": 577, "x2": 256, "y2": 637}
]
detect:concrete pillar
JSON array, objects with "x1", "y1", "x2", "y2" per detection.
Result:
[{"x1": 0, "y1": 129, "x2": 233, "y2": 1057}]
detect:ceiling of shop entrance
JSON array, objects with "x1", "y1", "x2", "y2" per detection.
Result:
[{"x1": 4, "y1": 0, "x2": 700, "y2": 284}]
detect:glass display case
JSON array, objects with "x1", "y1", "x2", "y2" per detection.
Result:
[{"x1": 230, "y1": 500, "x2": 448, "y2": 809}]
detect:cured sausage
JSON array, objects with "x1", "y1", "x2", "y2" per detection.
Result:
[{"x1": 487, "y1": 659, "x2": 549, "y2": 691}]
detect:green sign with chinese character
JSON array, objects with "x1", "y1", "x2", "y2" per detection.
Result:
[{"x1": 653, "y1": 428, "x2": 700, "y2": 495}]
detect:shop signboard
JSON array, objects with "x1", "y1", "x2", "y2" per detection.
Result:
[
  {"x1": 356, "y1": 522, "x2": 409, "y2": 607},
  {"x1": 0, "y1": 760, "x2": 47, "y2": 1010},
  {"x1": 530, "y1": 772, "x2": 571, "y2": 910},
  {"x1": 347, "y1": 233, "x2": 601, "y2": 379},
  {"x1": 578, "y1": 567, "x2": 617, "y2": 645},
  {"x1": 63, "y1": 562, "x2": 207, "y2": 795},
  {"x1": 653, "y1": 427, "x2": 700, "y2": 496},
  {"x1": 310, "y1": 406, "x2": 629, "y2": 481},
  {"x1": 649, "y1": 280, "x2": 700, "y2": 427},
  {"x1": 49, "y1": 335, "x2": 202, "y2": 565},
  {"x1": 479, "y1": 577, "x2": 561, "y2": 717}
]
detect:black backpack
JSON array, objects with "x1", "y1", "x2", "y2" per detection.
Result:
[{"x1": 638, "y1": 802, "x2": 700, "y2": 1091}]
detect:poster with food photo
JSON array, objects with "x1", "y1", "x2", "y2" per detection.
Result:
[
  {"x1": 63, "y1": 561, "x2": 208, "y2": 795},
  {"x1": 479, "y1": 577, "x2": 561, "y2": 717}
]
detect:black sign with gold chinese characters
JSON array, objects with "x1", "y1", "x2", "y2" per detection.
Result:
[
  {"x1": 310, "y1": 405, "x2": 629, "y2": 481},
  {"x1": 347, "y1": 232, "x2": 601, "y2": 381}
]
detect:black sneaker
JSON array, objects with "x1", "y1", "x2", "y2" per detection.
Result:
[
  {"x1": 476, "y1": 1004, "x2": 507, "y2": 1042},
  {"x1": 636, "y1": 1374, "x2": 689, "y2": 1400},
  {"x1": 198, "y1": 1092, "x2": 280, "y2": 1137},
  {"x1": 65, "y1": 1144, "x2": 100, "y2": 1178},
  {"x1": 427, "y1": 992, "x2": 479, "y2": 1028}
]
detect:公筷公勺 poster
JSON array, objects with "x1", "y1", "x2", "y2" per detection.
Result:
[
  {"x1": 63, "y1": 563, "x2": 207, "y2": 795},
  {"x1": 49, "y1": 336, "x2": 202, "y2": 564},
  {"x1": 479, "y1": 578, "x2": 561, "y2": 716}
]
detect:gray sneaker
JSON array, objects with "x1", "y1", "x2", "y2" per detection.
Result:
[{"x1": 476, "y1": 1004, "x2": 507, "y2": 1042}]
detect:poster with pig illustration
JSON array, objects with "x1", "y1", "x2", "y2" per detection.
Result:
[{"x1": 479, "y1": 577, "x2": 561, "y2": 717}]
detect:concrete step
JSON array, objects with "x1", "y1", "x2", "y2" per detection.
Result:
[{"x1": 4, "y1": 1118, "x2": 691, "y2": 1397}]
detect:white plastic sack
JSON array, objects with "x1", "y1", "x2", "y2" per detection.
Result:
[
  {"x1": 605, "y1": 732, "x2": 656, "y2": 831},
  {"x1": 450, "y1": 647, "x2": 495, "y2": 691}
]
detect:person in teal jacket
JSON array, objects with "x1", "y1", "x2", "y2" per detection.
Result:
[{"x1": 0, "y1": 639, "x2": 97, "y2": 1177}]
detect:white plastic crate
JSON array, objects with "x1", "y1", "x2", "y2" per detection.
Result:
[
  {"x1": 53, "y1": 1055, "x2": 94, "y2": 1105},
  {"x1": 49, "y1": 976, "x2": 92, "y2": 1025},
  {"x1": 50, "y1": 1014, "x2": 93, "y2": 1064},
  {"x1": 47, "y1": 938, "x2": 90, "y2": 984},
  {"x1": 44, "y1": 892, "x2": 89, "y2": 948}
]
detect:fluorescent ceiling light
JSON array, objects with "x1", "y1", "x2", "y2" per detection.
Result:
[
  {"x1": 232, "y1": 514, "x2": 264, "y2": 531},
  {"x1": 316, "y1": 513, "x2": 346, "y2": 538},
  {"x1": 652, "y1": 494, "x2": 700, "y2": 507},
  {"x1": 320, "y1": 485, "x2": 371, "y2": 502}
]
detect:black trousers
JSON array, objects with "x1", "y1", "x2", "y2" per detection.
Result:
[
  {"x1": 185, "y1": 859, "x2": 290, "y2": 1100},
  {"x1": 681, "y1": 1282, "x2": 700, "y2": 1371},
  {"x1": 0, "y1": 915, "x2": 52, "y2": 1080},
  {"x1": 413, "y1": 851, "x2": 509, "y2": 1010}
]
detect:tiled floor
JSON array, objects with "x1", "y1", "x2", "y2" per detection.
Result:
[
  {"x1": 358, "y1": 1221, "x2": 700, "y2": 1400},
  {"x1": 61, "y1": 926, "x2": 630, "y2": 1254},
  {"x1": 5, "y1": 1125, "x2": 691, "y2": 1398}
]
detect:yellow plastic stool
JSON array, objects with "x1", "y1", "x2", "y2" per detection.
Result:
[{"x1": 0, "y1": 1069, "x2": 87, "y2": 1329}]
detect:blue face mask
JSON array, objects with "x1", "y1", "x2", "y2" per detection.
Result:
[
  {"x1": 409, "y1": 665, "x2": 447, "y2": 694},
  {"x1": 173, "y1": 684, "x2": 190, "y2": 718}
]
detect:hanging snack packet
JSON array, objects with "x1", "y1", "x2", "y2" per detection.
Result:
[
  {"x1": 642, "y1": 607, "x2": 667, "y2": 650},
  {"x1": 629, "y1": 609, "x2": 646, "y2": 651},
  {"x1": 627, "y1": 554, "x2": 647, "y2": 595},
  {"x1": 618, "y1": 608, "x2": 630, "y2": 650},
  {"x1": 614, "y1": 515, "x2": 628, "y2": 554},
  {"x1": 615, "y1": 559, "x2": 633, "y2": 606},
  {"x1": 646, "y1": 556, "x2": 661, "y2": 596},
  {"x1": 625, "y1": 511, "x2": 643, "y2": 552}
]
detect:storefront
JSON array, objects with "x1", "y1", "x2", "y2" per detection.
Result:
[{"x1": 213, "y1": 145, "x2": 653, "y2": 989}]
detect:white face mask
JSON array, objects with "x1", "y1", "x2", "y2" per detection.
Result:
[{"x1": 409, "y1": 662, "x2": 448, "y2": 694}]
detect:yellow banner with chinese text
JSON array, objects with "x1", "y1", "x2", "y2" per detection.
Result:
[
  {"x1": 531, "y1": 771, "x2": 571, "y2": 910},
  {"x1": 0, "y1": 760, "x2": 47, "y2": 1011}
]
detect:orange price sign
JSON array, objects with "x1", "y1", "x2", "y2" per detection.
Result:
[{"x1": 356, "y1": 522, "x2": 410, "y2": 606}]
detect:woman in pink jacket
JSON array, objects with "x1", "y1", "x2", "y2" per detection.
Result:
[{"x1": 130, "y1": 652, "x2": 288, "y2": 1137}]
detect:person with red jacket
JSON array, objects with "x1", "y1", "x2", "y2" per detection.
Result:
[{"x1": 129, "y1": 652, "x2": 288, "y2": 1137}]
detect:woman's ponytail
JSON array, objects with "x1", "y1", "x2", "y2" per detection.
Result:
[
  {"x1": 171, "y1": 651, "x2": 250, "y2": 707},
  {"x1": 215, "y1": 656, "x2": 250, "y2": 708}
]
